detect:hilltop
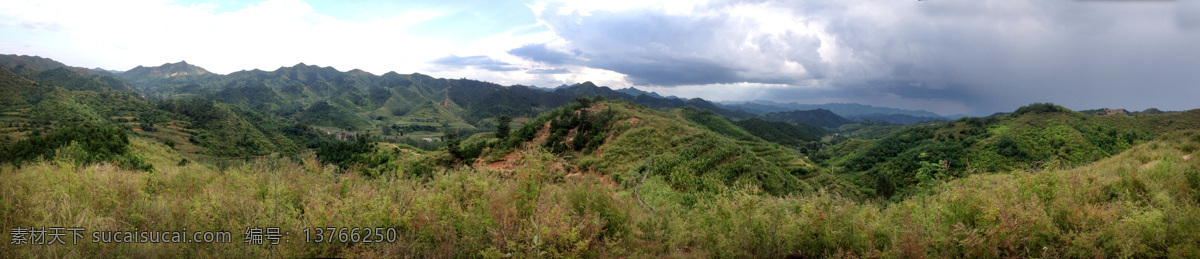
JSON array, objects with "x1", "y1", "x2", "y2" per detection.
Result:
[
  {"x1": 758, "y1": 108, "x2": 855, "y2": 128},
  {"x1": 446, "y1": 98, "x2": 858, "y2": 197},
  {"x1": 124, "y1": 61, "x2": 211, "y2": 78}
]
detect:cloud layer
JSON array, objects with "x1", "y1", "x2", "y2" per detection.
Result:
[
  {"x1": 2, "y1": 0, "x2": 1197, "y2": 115},
  {"x1": 0, "y1": 0, "x2": 453, "y2": 74},
  {"x1": 510, "y1": 0, "x2": 1200, "y2": 115}
]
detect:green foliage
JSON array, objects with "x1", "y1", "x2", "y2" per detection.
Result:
[
  {"x1": 500, "y1": 100, "x2": 840, "y2": 198},
  {"x1": 994, "y1": 135, "x2": 1023, "y2": 158},
  {"x1": 820, "y1": 104, "x2": 1196, "y2": 200},
  {"x1": 519, "y1": 100, "x2": 620, "y2": 155},
  {"x1": 758, "y1": 108, "x2": 853, "y2": 128},
  {"x1": 679, "y1": 107, "x2": 756, "y2": 141},
  {"x1": 495, "y1": 115, "x2": 511, "y2": 139},
  {"x1": 1011, "y1": 102, "x2": 1070, "y2": 116},
  {"x1": 297, "y1": 100, "x2": 368, "y2": 130},
  {"x1": 4, "y1": 108, "x2": 1200, "y2": 258},
  {"x1": 445, "y1": 132, "x2": 463, "y2": 161},
  {"x1": 733, "y1": 117, "x2": 825, "y2": 146},
  {"x1": 1, "y1": 122, "x2": 151, "y2": 171},
  {"x1": 156, "y1": 97, "x2": 300, "y2": 157},
  {"x1": 9, "y1": 55, "x2": 1200, "y2": 257},
  {"x1": 313, "y1": 135, "x2": 376, "y2": 170}
]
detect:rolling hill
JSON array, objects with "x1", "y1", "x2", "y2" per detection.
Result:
[
  {"x1": 463, "y1": 98, "x2": 859, "y2": 198},
  {"x1": 120, "y1": 62, "x2": 757, "y2": 138},
  {"x1": 758, "y1": 108, "x2": 855, "y2": 128},
  {"x1": 818, "y1": 103, "x2": 1200, "y2": 199}
]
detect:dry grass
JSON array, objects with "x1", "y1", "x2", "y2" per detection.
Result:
[{"x1": 3, "y1": 131, "x2": 1200, "y2": 257}]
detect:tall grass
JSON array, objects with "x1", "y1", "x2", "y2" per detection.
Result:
[{"x1": 3, "y1": 130, "x2": 1200, "y2": 257}]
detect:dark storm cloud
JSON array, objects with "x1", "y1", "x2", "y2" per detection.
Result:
[
  {"x1": 863, "y1": 80, "x2": 978, "y2": 102},
  {"x1": 430, "y1": 55, "x2": 520, "y2": 71},
  {"x1": 527, "y1": 0, "x2": 1200, "y2": 115}
]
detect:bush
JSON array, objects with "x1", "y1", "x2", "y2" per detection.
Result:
[
  {"x1": 313, "y1": 135, "x2": 376, "y2": 170},
  {"x1": 495, "y1": 115, "x2": 512, "y2": 139},
  {"x1": 1012, "y1": 103, "x2": 1069, "y2": 116},
  {"x1": 1, "y1": 122, "x2": 151, "y2": 171}
]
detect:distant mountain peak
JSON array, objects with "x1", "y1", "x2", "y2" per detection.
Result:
[
  {"x1": 347, "y1": 69, "x2": 373, "y2": 77},
  {"x1": 124, "y1": 60, "x2": 211, "y2": 78}
]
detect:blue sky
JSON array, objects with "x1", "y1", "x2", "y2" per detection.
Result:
[{"x1": 2, "y1": 0, "x2": 1199, "y2": 116}]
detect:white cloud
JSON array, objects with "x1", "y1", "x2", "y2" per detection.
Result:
[
  {"x1": 4, "y1": 0, "x2": 1197, "y2": 115},
  {"x1": 0, "y1": 0, "x2": 452, "y2": 74}
]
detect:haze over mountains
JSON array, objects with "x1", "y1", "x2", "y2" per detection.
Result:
[{"x1": 109, "y1": 58, "x2": 957, "y2": 126}]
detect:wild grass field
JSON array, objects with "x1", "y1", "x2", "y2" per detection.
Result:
[{"x1": 3, "y1": 127, "x2": 1198, "y2": 258}]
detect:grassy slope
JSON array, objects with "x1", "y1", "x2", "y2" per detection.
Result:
[
  {"x1": 3, "y1": 129, "x2": 1198, "y2": 257},
  {"x1": 482, "y1": 100, "x2": 858, "y2": 198},
  {"x1": 821, "y1": 106, "x2": 1200, "y2": 199}
]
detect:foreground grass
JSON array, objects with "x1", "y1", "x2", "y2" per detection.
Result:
[{"x1": 3, "y1": 131, "x2": 1200, "y2": 257}]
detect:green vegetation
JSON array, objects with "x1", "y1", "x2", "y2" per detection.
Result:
[
  {"x1": 733, "y1": 117, "x2": 825, "y2": 146},
  {"x1": 495, "y1": 115, "x2": 511, "y2": 140},
  {"x1": 467, "y1": 98, "x2": 853, "y2": 198},
  {"x1": 297, "y1": 100, "x2": 369, "y2": 131},
  {"x1": 5, "y1": 56, "x2": 1200, "y2": 257},
  {"x1": 155, "y1": 97, "x2": 304, "y2": 157},
  {"x1": 4, "y1": 127, "x2": 1199, "y2": 257},
  {"x1": 1, "y1": 122, "x2": 150, "y2": 171},
  {"x1": 758, "y1": 108, "x2": 854, "y2": 128},
  {"x1": 819, "y1": 103, "x2": 1199, "y2": 200}
]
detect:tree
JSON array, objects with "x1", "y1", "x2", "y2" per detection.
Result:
[
  {"x1": 575, "y1": 97, "x2": 592, "y2": 107},
  {"x1": 496, "y1": 115, "x2": 512, "y2": 139},
  {"x1": 445, "y1": 132, "x2": 462, "y2": 160}
]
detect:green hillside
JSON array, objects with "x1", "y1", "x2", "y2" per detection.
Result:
[
  {"x1": 0, "y1": 57, "x2": 317, "y2": 164},
  {"x1": 733, "y1": 117, "x2": 826, "y2": 146},
  {"x1": 445, "y1": 98, "x2": 861, "y2": 199},
  {"x1": 4, "y1": 111, "x2": 1199, "y2": 258},
  {"x1": 121, "y1": 62, "x2": 757, "y2": 139},
  {"x1": 819, "y1": 103, "x2": 1200, "y2": 199},
  {"x1": 759, "y1": 108, "x2": 855, "y2": 128}
]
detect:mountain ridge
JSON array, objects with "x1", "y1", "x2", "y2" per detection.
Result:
[{"x1": 720, "y1": 100, "x2": 946, "y2": 117}]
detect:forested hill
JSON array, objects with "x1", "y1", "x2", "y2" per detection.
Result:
[
  {"x1": 450, "y1": 97, "x2": 861, "y2": 198},
  {"x1": 0, "y1": 56, "x2": 320, "y2": 160},
  {"x1": 758, "y1": 108, "x2": 855, "y2": 128},
  {"x1": 0, "y1": 54, "x2": 138, "y2": 93},
  {"x1": 815, "y1": 103, "x2": 1200, "y2": 199},
  {"x1": 720, "y1": 100, "x2": 956, "y2": 125},
  {"x1": 119, "y1": 61, "x2": 756, "y2": 130},
  {"x1": 846, "y1": 113, "x2": 945, "y2": 125},
  {"x1": 721, "y1": 100, "x2": 945, "y2": 118}
]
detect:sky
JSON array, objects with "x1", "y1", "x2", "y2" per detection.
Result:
[{"x1": 1, "y1": 0, "x2": 1198, "y2": 116}]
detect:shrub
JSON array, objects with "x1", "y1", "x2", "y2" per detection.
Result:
[{"x1": 495, "y1": 115, "x2": 512, "y2": 140}]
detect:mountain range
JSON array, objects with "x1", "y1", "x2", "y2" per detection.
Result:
[
  {"x1": 719, "y1": 100, "x2": 965, "y2": 124},
  {"x1": 5, "y1": 53, "x2": 1200, "y2": 257}
]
